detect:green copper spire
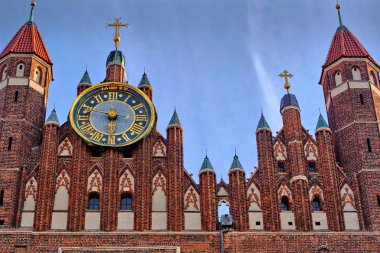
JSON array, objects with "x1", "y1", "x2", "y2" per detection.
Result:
[
  {"x1": 138, "y1": 72, "x2": 151, "y2": 87},
  {"x1": 230, "y1": 154, "x2": 244, "y2": 171},
  {"x1": 29, "y1": 1, "x2": 36, "y2": 23},
  {"x1": 256, "y1": 113, "x2": 271, "y2": 131},
  {"x1": 168, "y1": 109, "x2": 181, "y2": 126},
  {"x1": 200, "y1": 155, "x2": 214, "y2": 171},
  {"x1": 46, "y1": 108, "x2": 60, "y2": 126},
  {"x1": 315, "y1": 113, "x2": 329, "y2": 131},
  {"x1": 79, "y1": 70, "x2": 92, "y2": 84},
  {"x1": 336, "y1": 1, "x2": 343, "y2": 27}
]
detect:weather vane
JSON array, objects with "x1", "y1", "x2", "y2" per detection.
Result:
[
  {"x1": 107, "y1": 18, "x2": 129, "y2": 49},
  {"x1": 29, "y1": 0, "x2": 37, "y2": 22},
  {"x1": 336, "y1": 0, "x2": 343, "y2": 26},
  {"x1": 279, "y1": 70, "x2": 293, "y2": 93}
]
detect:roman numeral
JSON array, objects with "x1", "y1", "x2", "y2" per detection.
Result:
[
  {"x1": 81, "y1": 104, "x2": 93, "y2": 114},
  {"x1": 135, "y1": 114, "x2": 147, "y2": 121},
  {"x1": 78, "y1": 115, "x2": 89, "y2": 121},
  {"x1": 108, "y1": 92, "x2": 118, "y2": 100},
  {"x1": 108, "y1": 135, "x2": 116, "y2": 145},
  {"x1": 132, "y1": 103, "x2": 143, "y2": 110},
  {"x1": 130, "y1": 124, "x2": 144, "y2": 135},
  {"x1": 94, "y1": 95, "x2": 104, "y2": 103},
  {"x1": 79, "y1": 122, "x2": 94, "y2": 134},
  {"x1": 123, "y1": 95, "x2": 131, "y2": 103},
  {"x1": 90, "y1": 132, "x2": 104, "y2": 142},
  {"x1": 122, "y1": 133, "x2": 131, "y2": 142}
]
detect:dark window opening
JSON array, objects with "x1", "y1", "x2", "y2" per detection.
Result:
[
  {"x1": 0, "y1": 220, "x2": 4, "y2": 225},
  {"x1": 90, "y1": 148, "x2": 102, "y2": 157},
  {"x1": 255, "y1": 221, "x2": 261, "y2": 226},
  {"x1": 315, "y1": 222, "x2": 321, "y2": 226},
  {"x1": 19, "y1": 65, "x2": 23, "y2": 70},
  {"x1": 280, "y1": 196, "x2": 290, "y2": 211},
  {"x1": 123, "y1": 148, "x2": 133, "y2": 158},
  {"x1": 0, "y1": 190, "x2": 4, "y2": 206},
  {"x1": 360, "y1": 94, "x2": 364, "y2": 105},
  {"x1": 367, "y1": 138, "x2": 372, "y2": 153},
  {"x1": 308, "y1": 162, "x2": 317, "y2": 173},
  {"x1": 88, "y1": 192, "x2": 100, "y2": 210},
  {"x1": 7, "y1": 137, "x2": 12, "y2": 151},
  {"x1": 312, "y1": 197, "x2": 322, "y2": 211},
  {"x1": 288, "y1": 221, "x2": 293, "y2": 226},
  {"x1": 377, "y1": 195, "x2": 380, "y2": 207},
  {"x1": 277, "y1": 162, "x2": 285, "y2": 173},
  {"x1": 14, "y1": 91, "x2": 19, "y2": 103},
  {"x1": 120, "y1": 192, "x2": 132, "y2": 211}
]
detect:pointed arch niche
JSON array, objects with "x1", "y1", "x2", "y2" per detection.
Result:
[
  {"x1": 309, "y1": 184, "x2": 327, "y2": 230},
  {"x1": 341, "y1": 184, "x2": 359, "y2": 230},
  {"x1": 247, "y1": 182, "x2": 263, "y2": 230},
  {"x1": 118, "y1": 167, "x2": 135, "y2": 230},
  {"x1": 84, "y1": 168, "x2": 102, "y2": 230},
  {"x1": 151, "y1": 170, "x2": 167, "y2": 230},
  {"x1": 51, "y1": 170, "x2": 70, "y2": 229},
  {"x1": 20, "y1": 177, "x2": 37, "y2": 227},
  {"x1": 278, "y1": 183, "x2": 295, "y2": 230},
  {"x1": 184, "y1": 186, "x2": 201, "y2": 230}
]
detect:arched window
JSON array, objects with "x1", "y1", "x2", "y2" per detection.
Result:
[
  {"x1": 308, "y1": 162, "x2": 317, "y2": 173},
  {"x1": 280, "y1": 196, "x2": 290, "y2": 211},
  {"x1": 120, "y1": 192, "x2": 132, "y2": 211},
  {"x1": 1, "y1": 66, "x2": 7, "y2": 81},
  {"x1": 34, "y1": 68, "x2": 42, "y2": 83},
  {"x1": 352, "y1": 67, "x2": 361, "y2": 80},
  {"x1": 277, "y1": 162, "x2": 285, "y2": 173},
  {"x1": 312, "y1": 197, "x2": 322, "y2": 211},
  {"x1": 334, "y1": 71, "x2": 342, "y2": 85},
  {"x1": 88, "y1": 192, "x2": 100, "y2": 210},
  {"x1": 370, "y1": 71, "x2": 378, "y2": 85},
  {"x1": 16, "y1": 63, "x2": 25, "y2": 77}
]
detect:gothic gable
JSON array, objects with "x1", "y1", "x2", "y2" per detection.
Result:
[
  {"x1": 119, "y1": 168, "x2": 134, "y2": 193},
  {"x1": 184, "y1": 186, "x2": 200, "y2": 211},
  {"x1": 304, "y1": 139, "x2": 318, "y2": 161},
  {"x1": 58, "y1": 137, "x2": 73, "y2": 157},
  {"x1": 273, "y1": 140, "x2": 287, "y2": 161},
  {"x1": 247, "y1": 182, "x2": 261, "y2": 211},
  {"x1": 87, "y1": 169, "x2": 102, "y2": 193},
  {"x1": 152, "y1": 139, "x2": 166, "y2": 157}
]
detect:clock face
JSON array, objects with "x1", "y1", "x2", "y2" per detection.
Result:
[{"x1": 69, "y1": 82, "x2": 155, "y2": 147}]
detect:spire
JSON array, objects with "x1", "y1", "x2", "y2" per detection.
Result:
[
  {"x1": 138, "y1": 72, "x2": 151, "y2": 87},
  {"x1": 45, "y1": 108, "x2": 59, "y2": 126},
  {"x1": 0, "y1": 19, "x2": 52, "y2": 64},
  {"x1": 29, "y1": 1, "x2": 36, "y2": 23},
  {"x1": 336, "y1": 1, "x2": 343, "y2": 27},
  {"x1": 256, "y1": 113, "x2": 271, "y2": 131},
  {"x1": 200, "y1": 155, "x2": 214, "y2": 172},
  {"x1": 229, "y1": 154, "x2": 244, "y2": 171},
  {"x1": 79, "y1": 70, "x2": 92, "y2": 84},
  {"x1": 168, "y1": 109, "x2": 181, "y2": 126},
  {"x1": 315, "y1": 113, "x2": 329, "y2": 131}
]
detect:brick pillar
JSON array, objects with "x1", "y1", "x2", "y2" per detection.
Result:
[
  {"x1": 199, "y1": 169, "x2": 217, "y2": 231},
  {"x1": 256, "y1": 128, "x2": 280, "y2": 231},
  {"x1": 101, "y1": 149, "x2": 120, "y2": 231},
  {"x1": 15, "y1": 165, "x2": 27, "y2": 227},
  {"x1": 67, "y1": 138, "x2": 89, "y2": 231},
  {"x1": 352, "y1": 172, "x2": 365, "y2": 230},
  {"x1": 106, "y1": 64, "x2": 124, "y2": 83},
  {"x1": 228, "y1": 166, "x2": 248, "y2": 231},
  {"x1": 34, "y1": 122, "x2": 59, "y2": 231},
  {"x1": 134, "y1": 138, "x2": 152, "y2": 231},
  {"x1": 282, "y1": 107, "x2": 312, "y2": 231},
  {"x1": 167, "y1": 125, "x2": 184, "y2": 231},
  {"x1": 139, "y1": 86, "x2": 152, "y2": 102},
  {"x1": 315, "y1": 127, "x2": 345, "y2": 231}
]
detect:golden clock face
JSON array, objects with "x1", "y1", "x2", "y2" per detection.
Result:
[{"x1": 69, "y1": 82, "x2": 155, "y2": 147}]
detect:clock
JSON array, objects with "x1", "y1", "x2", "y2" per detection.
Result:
[{"x1": 69, "y1": 82, "x2": 155, "y2": 147}]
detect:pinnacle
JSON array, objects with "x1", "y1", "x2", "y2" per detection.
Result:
[
  {"x1": 229, "y1": 154, "x2": 244, "y2": 171},
  {"x1": 315, "y1": 113, "x2": 329, "y2": 131},
  {"x1": 138, "y1": 72, "x2": 151, "y2": 87},
  {"x1": 256, "y1": 113, "x2": 271, "y2": 131},
  {"x1": 79, "y1": 70, "x2": 92, "y2": 85},
  {"x1": 168, "y1": 109, "x2": 181, "y2": 126},
  {"x1": 200, "y1": 155, "x2": 214, "y2": 172},
  {"x1": 45, "y1": 108, "x2": 59, "y2": 126}
]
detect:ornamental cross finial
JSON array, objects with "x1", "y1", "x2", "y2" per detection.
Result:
[
  {"x1": 279, "y1": 70, "x2": 294, "y2": 92},
  {"x1": 107, "y1": 18, "x2": 129, "y2": 49}
]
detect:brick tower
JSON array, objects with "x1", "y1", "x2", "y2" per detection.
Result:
[
  {"x1": 256, "y1": 113, "x2": 280, "y2": 231},
  {"x1": 77, "y1": 70, "x2": 92, "y2": 96},
  {"x1": 0, "y1": 1, "x2": 53, "y2": 227},
  {"x1": 167, "y1": 110, "x2": 184, "y2": 230},
  {"x1": 280, "y1": 92, "x2": 313, "y2": 231},
  {"x1": 138, "y1": 72, "x2": 153, "y2": 101},
  {"x1": 319, "y1": 3, "x2": 380, "y2": 230},
  {"x1": 228, "y1": 154, "x2": 248, "y2": 231},
  {"x1": 199, "y1": 156, "x2": 217, "y2": 231}
]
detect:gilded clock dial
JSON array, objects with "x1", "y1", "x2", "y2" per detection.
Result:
[{"x1": 69, "y1": 82, "x2": 155, "y2": 147}]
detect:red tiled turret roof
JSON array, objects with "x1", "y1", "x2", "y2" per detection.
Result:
[
  {"x1": 0, "y1": 22, "x2": 52, "y2": 65},
  {"x1": 323, "y1": 25, "x2": 379, "y2": 69}
]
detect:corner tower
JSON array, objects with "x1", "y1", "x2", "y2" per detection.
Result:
[
  {"x1": 319, "y1": 3, "x2": 380, "y2": 230},
  {"x1": 0, "y1": 1, "x2": 53, "y2": 227}
]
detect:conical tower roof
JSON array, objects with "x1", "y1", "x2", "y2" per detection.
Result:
[
  {"x1": 46, "y1": 108, "x2": 59, "y2": 126},
  {"x1": 200, "y1": 156, "x2": 215, "y2": 172},
  {"x1": 315, "y1": 113, "x2": 329, "y2": 131},
  {"x1": 79, "y1": 70, "x2": 92, "y2": 84},
  {"x1": 0, "y1": 22, "x2": 52, "y2": 64},
  {"x1": 229, "y1": 154, "x2": 244, "y2": 172},
  {"x1": 256, "y1": 113, "x2": 271, "y2": 131},
  {"x1": 168, "y1": 109, "x2": 181, "y2": 126},
  {"x1": 138, "y1": 72, "x2": 151, "y2": 87}
]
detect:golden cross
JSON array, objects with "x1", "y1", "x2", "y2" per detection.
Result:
[
  {"x1": 107, "y1": 18, "x2": 129, "y2": 49},
  {"x1": 279, "y1": 70, "x2": 294, "y2": 91}
]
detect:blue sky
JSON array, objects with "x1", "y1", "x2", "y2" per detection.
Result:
[{"x1": 1, "y1": 0, "x2": 380, "y2": 183}]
